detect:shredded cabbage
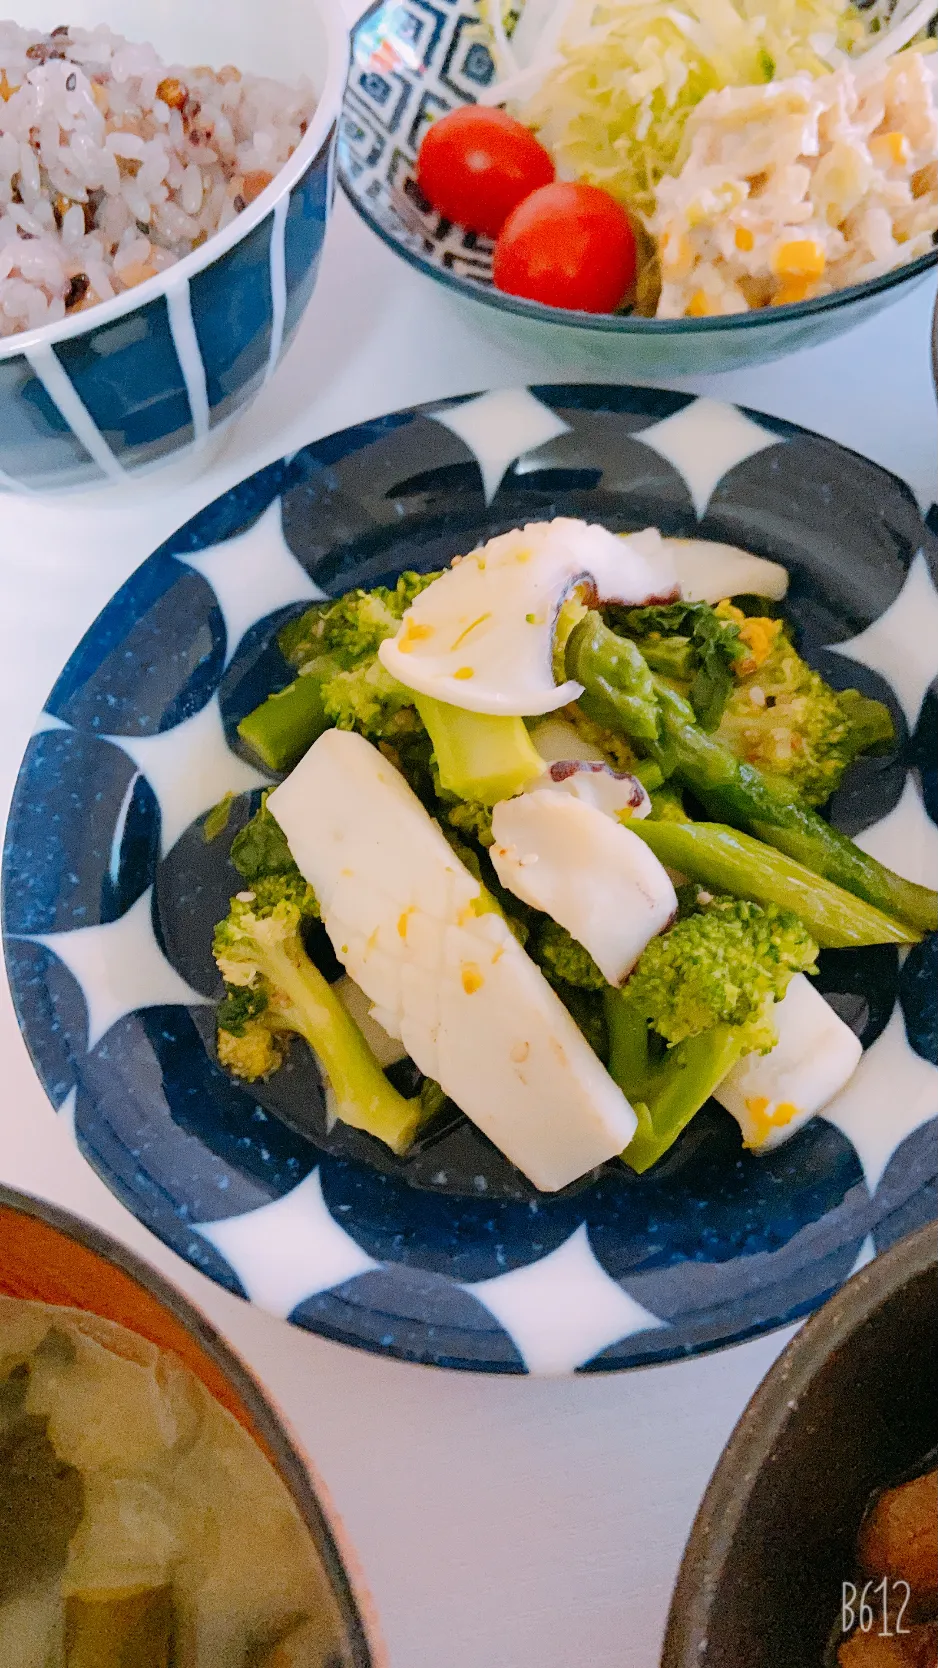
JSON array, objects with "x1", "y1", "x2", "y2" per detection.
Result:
[{"x1": 482, "y1": 0, "x2": 871, "y2": 218}]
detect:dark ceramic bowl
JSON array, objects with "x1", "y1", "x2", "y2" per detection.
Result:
[
  {"x1": 0, "y1": 1182, "x2": 384, "y2": 1668},
  {"x1": 339, "y1": 0, "x2": 936, "y2": 377},
  {"x1": 662, "y1": 1222, "x2": 937, "y2": 1668},
  {"x1": 0, "y1": 0, "x2": 347, "y2": 494}
]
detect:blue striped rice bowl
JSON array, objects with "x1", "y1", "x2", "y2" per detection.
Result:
[{"x1": 0, "y1": 1, "x2": 347, "y2": 493}]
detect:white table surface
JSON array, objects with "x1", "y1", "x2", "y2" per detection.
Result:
[{"x1": 1, "y1": 91, "x2": 937, "y2": 1665}]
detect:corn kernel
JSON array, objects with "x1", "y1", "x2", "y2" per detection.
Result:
[
  {"x1": 771, "y1": 240, "x2": 826, "y2": 280},
  {"x1": 773, "y1": 278, "x2": 811, "y2": 306},
  {"x1": 662, "y1": 230, "x2": 694, "y2": 277},
  {"x1": 686, "y1": 290, "x2": 715, "y2": 318},
  {"x1": 870, "y1": 131, "x2": 911, "y2": 169},
  {"x1": 734, "y1": 226, "x2": 755, "y2": 252}
]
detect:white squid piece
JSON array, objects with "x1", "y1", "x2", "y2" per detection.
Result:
[
  {"x1": 658, "y1": 538, "x2": 789, "y2": 604},
  {"x1": 714, "y1": 974, "x2": 863, "y2": 1152},
  {"x1": 267, "y1": 730, "x2": 637, "y2": 1192},
  {"x1": 489, "y1": 790, "x2": 678, "y2": 986},
  {"x1": 528, "y1": 718, "x2": 652, "y2": 819},
  {"x1": 378, "y1": 519, "x2": 678, "y2": 716}
]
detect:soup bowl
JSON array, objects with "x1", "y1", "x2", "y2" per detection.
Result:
[{"x1": 0, "y1": 1181, "x2": 384, "y2": 1667}]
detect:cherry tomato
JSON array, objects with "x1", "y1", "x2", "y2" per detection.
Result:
[
  {"x1": 493, "y1": 182, "x2": 637, "y2": 313},
  {"x1": 417, "y1": 106, "x2": 555, "y2": 240}
]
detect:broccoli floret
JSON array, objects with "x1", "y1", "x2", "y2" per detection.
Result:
[
  {"x1": 279, "y1": 573, "x2": 442, "y2": 670},
  {"x1": 444, "y1": 797, "x2": 495, "y2": 847},
  {"x1": 533, "y1": 919, "x2": 608, "y2": 991},
  {"x1": 322, "y1": 658, "x2": 416, "y2": 739},
  {"x1": 214, "y1": 807, "x2": 425, "y2": 1155},
  {"x1": 609, "y1": 893, "x2": 818, "y2": 1173},
  {"x1": 625, "y1": 894, "x2": 818, "y2": 1050},
  {"x1": 715, "y1": 607, "x2": 894, "y2": 806}
]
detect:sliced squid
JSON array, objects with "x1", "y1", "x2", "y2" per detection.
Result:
[
  {"x1": 267, "y1": 730, "x2": 637, "y2": 1192},
  {"x1": 658, "y1": 538, "x2": 789, "y2": 604},
  {"x1": 378, "y1": 519, "x2": 678, "y2": 716},
  {"x1": 489, "y1": 790, "x2": 678, "y2": 985},
  {"x1": 714, "y1": 974, "x2": 863, "y2": 1152}
]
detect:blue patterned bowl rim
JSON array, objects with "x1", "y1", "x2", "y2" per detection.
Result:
[
  {"x1": 339, "y1": 0, "x2": 937, "y2": 336},
  {"x1": 0, "y1": 0, "x2": 350, "y2": 364}
]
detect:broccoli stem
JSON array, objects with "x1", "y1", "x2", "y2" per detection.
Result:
[
  {"x1": 414, "y1": 694, "x2": 545, "y2": 804},
  {"x1": 567, "y1": 613, "x2": 937, "y2": 936},
  {"x1": 238, "y1": 670, "x2": 332, "y2": 773},
  {"x1": 624, "y1": 1029, "x2": 744, "y2": 1174},
  {"x1": 631, "y1": 820, "x2": 918, "y2": 948},
  {"x1": 604, "y1": 991, "x2": 742, "y2": 1172},
  {"x1": 266, "y1": 942, "x2": 424, "y2": 1155}
]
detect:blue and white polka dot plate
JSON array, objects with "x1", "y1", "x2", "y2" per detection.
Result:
[{"x1": 3, "y1": 386, "x2": 936, "y2": 1374}]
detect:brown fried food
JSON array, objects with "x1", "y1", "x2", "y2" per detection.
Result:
[
  {"x1": 838, "y1": 1622, "x2": 937, "y2": 1668},
  {"x1": 860, "y1": 1471, "x2": 938, "y2": 1606}
]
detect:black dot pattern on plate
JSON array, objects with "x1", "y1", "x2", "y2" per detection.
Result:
[
  {"x1": 912, "y1": 682, "x2": 937, "y2": 824},
  {"x1": 815, "y1": 947, "x2": 900, "y2": 1051},
  {"x1": 4, "y1": 386, "x2": 935, "y2": 1374},
  {"x1": 3, "y1": 730, "x2": 160, "y2": 935},
  {"x1": 899, "y1": 935, "x2": 937, "y2": 1064},
  {"x1": 3, "y1": 940, "x2": 88, "y2": 1109},
  {"x1": 47, "y1": 561, "x2": 225, "y2": 736},
  {"x1": 291, "y1": 1265, "x2": 526, "y2": 1372},
  {"x1": 317, "y1": 1152, "x2": 587, "y2": 1280},
  {"x1": 872, "y1": 1122, "x2": 938, "y2": 1255},
  {"x1": 701, "y1": 436, "x2": 927, "y2": 652},
  {"x1": 584, "y1": 1109, "x2": 867, "y2": 1306},
  {"x1": 75, "y1": 1006, "x2": 315, "y2": 1226}
]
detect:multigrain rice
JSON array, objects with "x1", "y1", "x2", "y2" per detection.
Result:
[{"x1": 0, "y1": 22, "x2": 315, "y2": 338}]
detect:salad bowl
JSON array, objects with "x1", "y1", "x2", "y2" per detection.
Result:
[
  {"x1": 2, "y1": 383, "x2": 936, "y2": 1374},
  {"x1": 338, "y1": 0, "x2": 937, "y2": 376}
]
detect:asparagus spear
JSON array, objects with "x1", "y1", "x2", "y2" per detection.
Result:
[
  {"x1": 631, "y1": 821, "x2": 917, "y2": 948},
  {"x1": 567, "y1": 614, "x2": 937, "y2": 936}
]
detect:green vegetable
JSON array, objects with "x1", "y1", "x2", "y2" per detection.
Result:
[
  {"x1": 566, "y1": 612, "x2": 937, "y2": 936},
  {"x1": 230, "y1": 797, "x2": 303, "y2": 883},
  {"x1": 631, "y1": 820, "x2": 917, "y2": 947},
  {"x1": 214, "y1": 810, "x2": 425, "y2": 1154},
  {"x1": 203, "y1": 791, "x2": 236, "y2": 843},
  {"x1": 414, "y1": 694, "x2": 544, "y2": 804},
  {"x1": 512, "y1": 0, "x2": 867, "y2": 220},
  {"x1": 612, "y1": 599, "x2": 744, "y2": 730},
  {"x1": 65, "y1": 1585, "x2": 175, "y2": 1668},
  {"x1": 623, "y1": 894, "x2": 817, "y2": 1049},
  {"x1": 279, "y1": 572, "x2": 439, "y2": 670},
  {"x1": 715, "y1": 617, "x2": 895, "y2": 805},
  {"x1": 604, "y1": 892, "x2": 817, "y2": 1172},
  {"x1": 237, "y1": 669, "x2": 332, "y2": 774},
  {"x1": 238, "y1": 576, "x2": 440, "y2": 773},
  {"x1": 0, "y1": 1410, "x2": 84, "y2": 1603},
  {"x1": 617, "y1": 1014, "x2": 744, "y2": 1174},
  {"x1": 646, "y1": 782, "x2": 690, "y2": 822},
  {"x1": 532, "y1": 918, "x2": 607, "y2": 991}
]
